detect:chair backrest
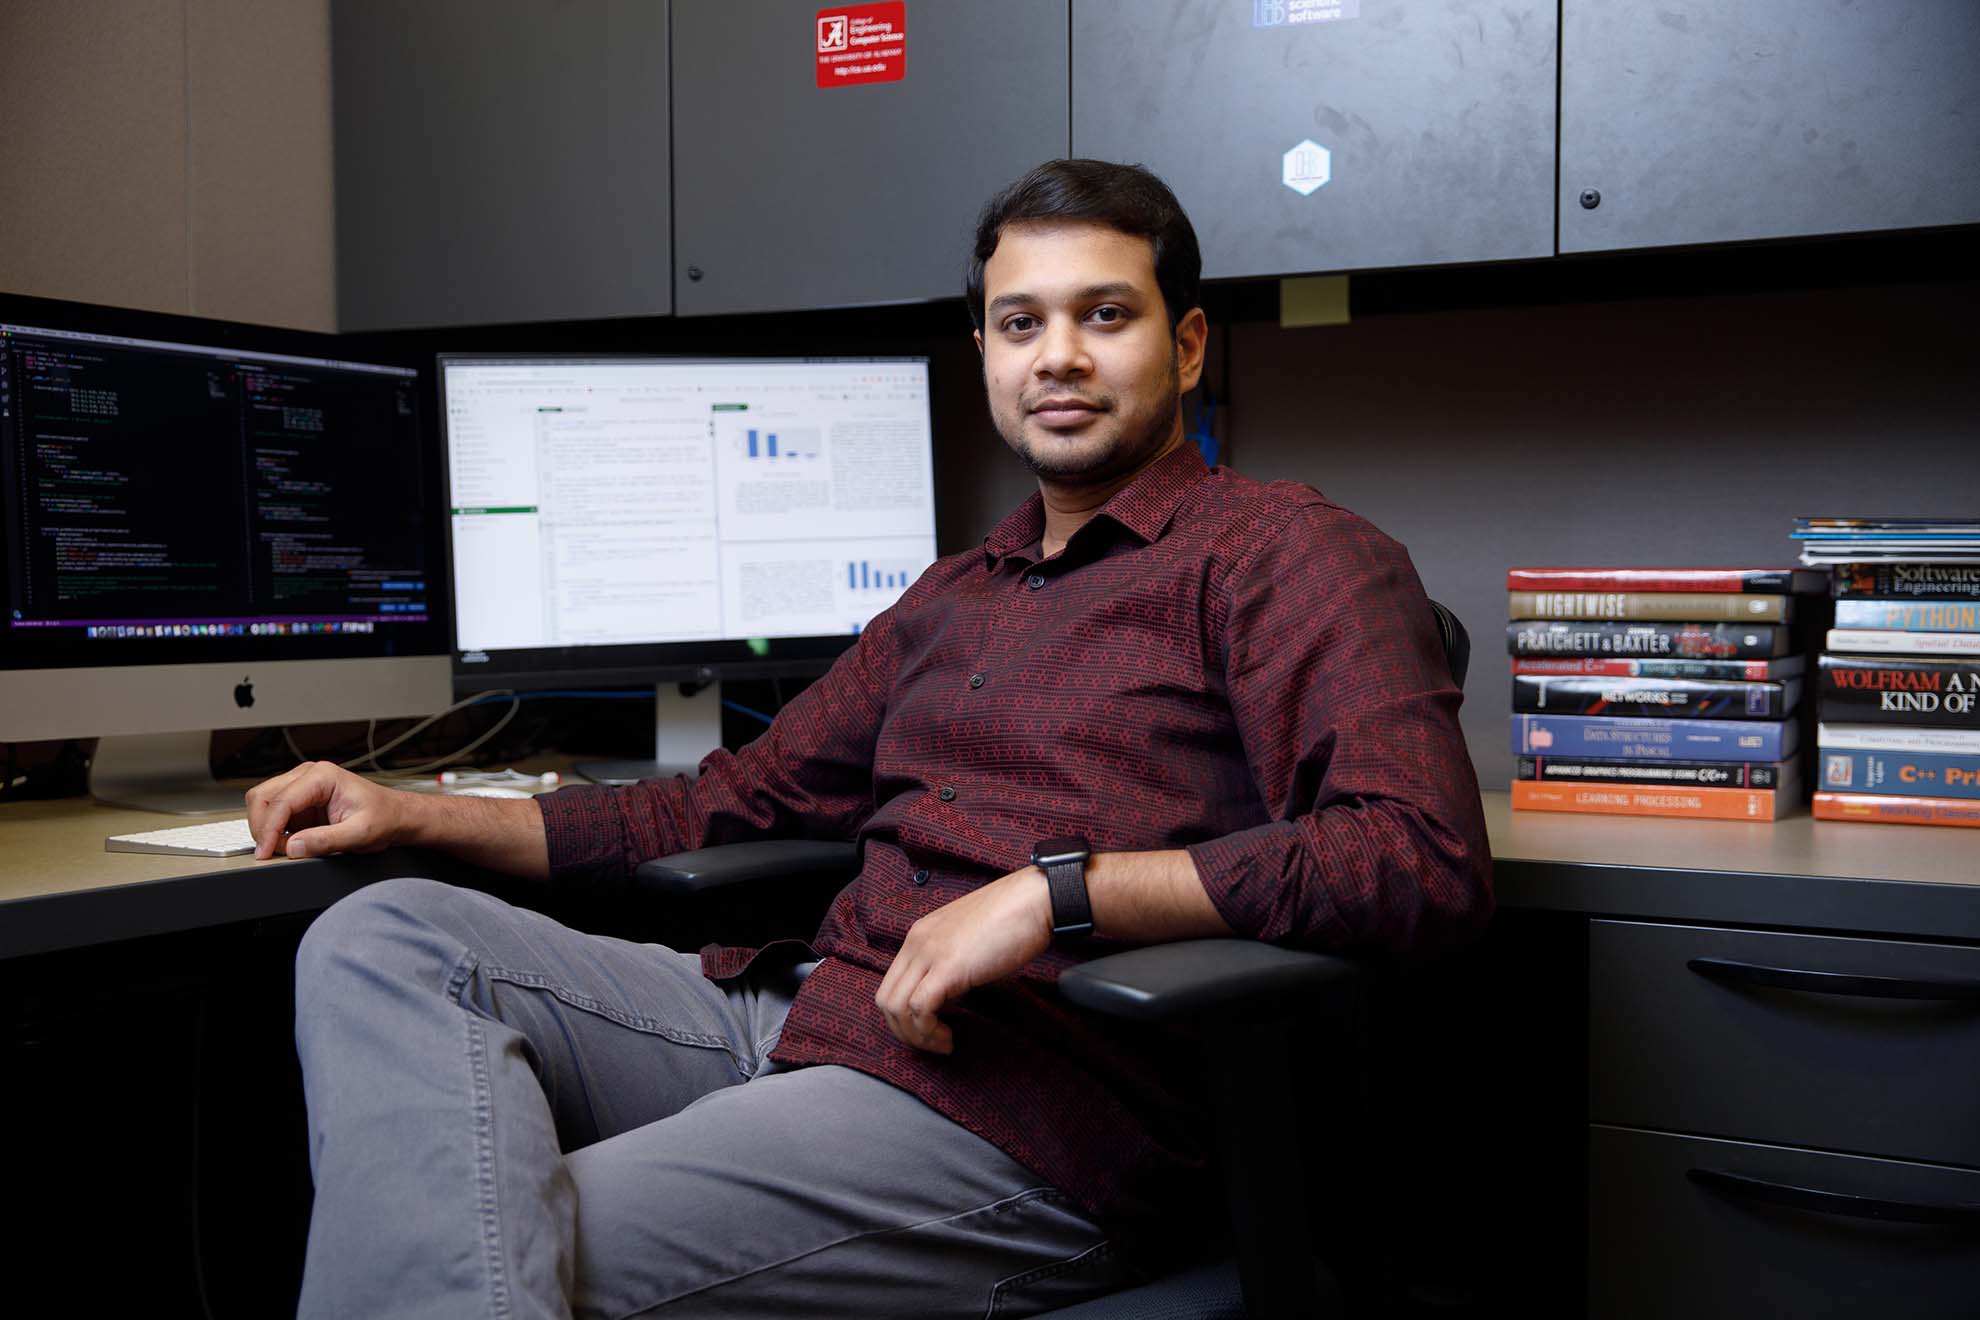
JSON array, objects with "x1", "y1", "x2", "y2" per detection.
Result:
[{"x1": 1429, "y1": 599, "x2": 1470, "y2": 691}]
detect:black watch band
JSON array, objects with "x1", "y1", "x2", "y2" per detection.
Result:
[{"x1": 1032, "y1": 835, "x2": 1093, "y2": 940}]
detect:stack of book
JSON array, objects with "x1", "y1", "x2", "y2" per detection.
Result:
[
  {"x1": 1797, "y1": 517, "x2": 1980, "y2": 830},
  {"x1": 1506, "y1": 567, "x2": 1824, "y2": 822}
]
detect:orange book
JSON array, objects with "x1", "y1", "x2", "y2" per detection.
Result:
[
  {"x1": 1812, "y1": 792, "x2": 1980, "y2": 829},
  {"x1": 1511, "y1": 778, "x2": 1788, "y2": 822}
]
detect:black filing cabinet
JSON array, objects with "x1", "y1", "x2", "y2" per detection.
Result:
[
  {"x1": 1070, "y1": 0, "x2": 1557, "y2": 279},
  {"x1": 1559, "y1": 0, "x2": 1980, "y2": 253},
  {"x1": 670, "y1": 0, "x2": 1069, "y2": 315},
  {"x1": 1587, "y1": 920, "x2": 1980, "y2": 1318}
]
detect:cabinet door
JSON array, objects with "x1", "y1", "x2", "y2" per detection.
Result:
[
  {"x1": 671, "y1": 1, "x2": 1069, "y2": 316},
  {"x1": 1560, "y1": 0, "x2": 1980, "y2": 253},
  {"x1": 332, "y1": 1, "x2": 673, "y2": 330},
  {"x1": 1071, "y1": 1, "x2": 1556, "y2": 280}
]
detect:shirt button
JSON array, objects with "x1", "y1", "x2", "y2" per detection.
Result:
[
  {"x1": 912, "y1": 868, "x2": 929, "y2": 886},
  {"x1": 968, "y1": 672, "x2": 985, "y2": 689},
  {"x1": 1026, "y1": 573, "x2": 1046, "y2": 590},
  {"x1": 938, "y1": 785, "x2": 957, "y2": 802}
]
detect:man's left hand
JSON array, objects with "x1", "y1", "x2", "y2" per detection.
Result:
[{"x1": 875, "y1": 864, "x2": 1054, "y2": 1054}]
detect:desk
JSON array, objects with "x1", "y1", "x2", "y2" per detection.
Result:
[
  {"x1": 4, "y1": 788, "x2": 1975, "y2": 1317},
  {"x1": 6, "y1": 789, "x2": 1975, "y2": 959}
]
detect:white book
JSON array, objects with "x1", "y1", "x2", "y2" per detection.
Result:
[
  {"x1": 1826, "y1": 628, "x2": 1980, "y2": 656},
  {"x1": 1818, "y1": 723, "x2": 1980, "y2": 754}
]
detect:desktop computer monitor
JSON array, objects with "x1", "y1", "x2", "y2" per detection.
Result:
[
  {"x1": 0, "y1": 297, "x2": 452, "y2": 812},
  {"x1": 438, "y1": 354, "x2": 937, "y2": 779}
]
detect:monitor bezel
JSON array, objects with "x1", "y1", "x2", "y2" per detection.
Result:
[{"x1": 435, "y1": 351, "x2": 937, "y2": 694}]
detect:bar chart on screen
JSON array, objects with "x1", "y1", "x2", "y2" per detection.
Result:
[{"x1": 741, "y1": 426, "x2": 823, "y2": 461}]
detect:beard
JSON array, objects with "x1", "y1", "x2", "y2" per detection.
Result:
[{"x1": 992, "y1": 353, "x2": 1182, "y2": 485}]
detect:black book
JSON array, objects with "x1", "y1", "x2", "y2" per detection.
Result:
[
  {"x1": 1515, "y1": 756, "x2": 1787, "y2": 790},
  {"x1": 1507, "y1": 620, "x2": 1792, "y2": 660},
  {"x1": 1815, "y1": 655, "x2": 1980, "y2": 729}
]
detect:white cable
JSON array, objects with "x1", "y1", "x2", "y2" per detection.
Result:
[
  {"x1": 337, "y1": 689, "x2": 514, "y2": 772},
  {"x1": 386, "y1": 695, "x2": 522, "y2": 775}
]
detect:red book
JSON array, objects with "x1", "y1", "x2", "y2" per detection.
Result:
[
  {"x1": 1507, "y1": 568, "x2": 1826, "y2": 594},
  {"x1": 1812, "y1": 792, "x2": 1980, "y2": 829}
]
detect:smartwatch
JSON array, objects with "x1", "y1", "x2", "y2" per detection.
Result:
[{"x1": 1032, "y1": 835, "x2": 1094, "y2": 941}]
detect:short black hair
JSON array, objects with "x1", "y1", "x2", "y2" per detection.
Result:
[{"x1": 965, "y1": 159, "x2": 1202, "y2": 332}]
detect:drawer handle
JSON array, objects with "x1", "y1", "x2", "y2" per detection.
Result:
[
  {"x1": 1688, "y1": 1167, "x2": 1980, "y2": 1227},
  {"x1": 1686, "y1": 956, "x2": 1980, "y2": 1002}
]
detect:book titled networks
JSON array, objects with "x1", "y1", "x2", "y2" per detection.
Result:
[{"x1": 1507, "y1": 567, "x2": 1815, "y2": 823}]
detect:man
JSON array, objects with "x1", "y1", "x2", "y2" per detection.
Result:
[{"x1": 252, "y1": 159, "x2": 1490, "y2": 1319}]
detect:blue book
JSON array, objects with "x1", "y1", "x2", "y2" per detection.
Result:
[
  {"x1": 1510, "y1": 713, "x2": 1798, "y2": 762},
  {"x1": 1819, "y1": 747, "x2": 1980, "y2": 800},
  {"x1": 1832, "y1": 599, "x2": 1980, "y2": 632}
]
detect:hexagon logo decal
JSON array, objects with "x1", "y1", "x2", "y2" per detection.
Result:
[{"x1": 1282, "y1": 139, "x2": 1331, "y2": 196}]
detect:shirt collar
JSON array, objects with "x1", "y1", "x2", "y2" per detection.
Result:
[{"x1": 983, "y1": 441, "x2": 1209, "y2": 567}]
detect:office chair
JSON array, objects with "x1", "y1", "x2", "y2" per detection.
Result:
[{"x1": 627, "y1": 602, "x2": 1474, "y2": 1319}]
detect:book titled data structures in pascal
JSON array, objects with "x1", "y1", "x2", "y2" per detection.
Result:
[{"x1": 1511, "y1": 713, "x2": 1798, "y2": 761}]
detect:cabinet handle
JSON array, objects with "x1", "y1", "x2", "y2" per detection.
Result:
[
  {"x1": 1686, "y1": 956, "x2": 1980, "y2": 1002},
  {"x1": 1688, "y1": 1167, "x2": 1980, "y2": 1227}
]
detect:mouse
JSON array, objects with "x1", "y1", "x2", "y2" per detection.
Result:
[{"x1": 445, "y1": 786, "x2": 532, "y2": 799}]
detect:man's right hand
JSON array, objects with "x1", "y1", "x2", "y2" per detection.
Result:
[{"x1": 246, "y1": 761, "x2": 412, "y2": 861}]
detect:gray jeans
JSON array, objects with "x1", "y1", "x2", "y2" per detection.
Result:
[{"x1": 292, "y1": 877, "x2": 1141, "y2": 1319}]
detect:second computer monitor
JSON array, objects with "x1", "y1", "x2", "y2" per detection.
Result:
[{"x1": 439, "y1": 355, "x2": 937, "y2": 773}]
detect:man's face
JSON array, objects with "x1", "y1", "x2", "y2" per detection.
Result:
[{"x1": 975, "y1": 222, "x2": 1205, "y2": 487}]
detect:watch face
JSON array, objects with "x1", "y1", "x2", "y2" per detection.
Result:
[{"x1": 1033, "y1": 835, "x2": 1090, "y2": 868}]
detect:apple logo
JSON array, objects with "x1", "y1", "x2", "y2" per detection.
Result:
[{"x1": 234, "y1": 676, "x2": 255, "y2": 709}]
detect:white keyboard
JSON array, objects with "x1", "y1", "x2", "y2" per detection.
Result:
[{"x1": 105, "y1": 817, "x2": 258, "y2": 857}]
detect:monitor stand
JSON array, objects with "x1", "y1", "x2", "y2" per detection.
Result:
[
  {"x1": 90, "y1": 730, "x2": 245, "y2": 815},
  {"x1": 576, "y1": 681, "x2": 724, "y2": 786}
]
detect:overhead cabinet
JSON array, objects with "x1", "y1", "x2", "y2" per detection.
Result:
[
  {"x1": 1071, "y1": 1, "x2": 1558, "y2": 279},
  {"x1": 1559, "y1": 0, "x2": 1980, "y2": 253},
  {"x1": 332, "y1": 0, "x2": 673, "y2": 330},
  {"x1": 671, "y1": 0, "x2": 1070, "y2": 316}
]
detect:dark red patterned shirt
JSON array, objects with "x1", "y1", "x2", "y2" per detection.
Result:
[{"x1": 538, "y1": 442, "x2": 1491, "y2": 1248}]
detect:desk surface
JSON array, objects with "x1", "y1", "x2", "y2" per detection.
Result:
[{"x1": 2, "y1": 789, "x2": 1976, "y2": 960}]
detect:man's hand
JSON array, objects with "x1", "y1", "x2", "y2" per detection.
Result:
[
  {"x1": 245, "y1": 760, "x2": 412, "y2": 860},
  {"x1": 875, "y1": 865, "x2": 1054, "y2": 1055}
]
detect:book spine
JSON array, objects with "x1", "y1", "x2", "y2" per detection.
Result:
[
  {"x1": 1511, "y1": 779, "x2": 1786, "y2": 821},
  {"x1": 1517, "y1": 756, "x2": 1784, "y2": 789},
  {"x1": 1510, "y1": 621, "x2": 1788, "y2": 659},
  {"x1": 1508, "y1": 591, "x2": 1790, "y2": 622},
  {"x1": 1817, "y1": 748, "x2": 1980, "y2": 800},
  {"x1": 1511, "y1": 657, "x2": 1794, "y2": 680},
  {"x1": 1815, "y1": 656, "x2": 1980, "y2": 728},
  {"x1": 1827, "y1": 629, "x2": 1980, "y2": 657},
  {"x1": 1817, "y1": 722, "x2": 1980, "y2": 754},
  {"x1": 1514, "y1": 675, "x2": 1797, "y2": 719},
  {"x1": 1509, "y1": 568, "x2": 1815, "y2": 593},
  {"x1": 1832, "y1": 563, "x2": 1980, "y2": 601},
  {"x1": 1511, "y1": 713, "x2": 1794, "y2": 761},
  {"x1": 1812, "y1": 792, "x2": 1980, "y2": 829},
  {"x1": 1833, "y1": 600, "x2": 1980, "y2": 632}
]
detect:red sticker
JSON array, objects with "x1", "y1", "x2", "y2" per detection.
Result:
[{"x1": 815, "y1": 2, "x2": 906, "y2": 88}]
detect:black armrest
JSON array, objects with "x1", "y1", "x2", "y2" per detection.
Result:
[
  {"x1": 632, "y1": 840, "x2": 860, "y2": 897},
  {"x1": 1057, "y1": 939, "x2": 1362, "y2": 1023}
]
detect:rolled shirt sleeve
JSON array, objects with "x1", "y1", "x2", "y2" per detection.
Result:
[{"x1": 1185, "y1": 504, "x2": 1493, "y2": 955}]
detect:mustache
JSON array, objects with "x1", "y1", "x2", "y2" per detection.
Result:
[{"x1": 1023, "y1": 392, "x2": 1111, "y2": 413}]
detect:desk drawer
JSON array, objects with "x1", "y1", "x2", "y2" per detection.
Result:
[
  {"x1": 1591, "y1": 1125, "x2": 1980, "y2": 1320},
  {"x1": 1590, "y1": 920, "x2": 1980, "y2": 1167}
]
